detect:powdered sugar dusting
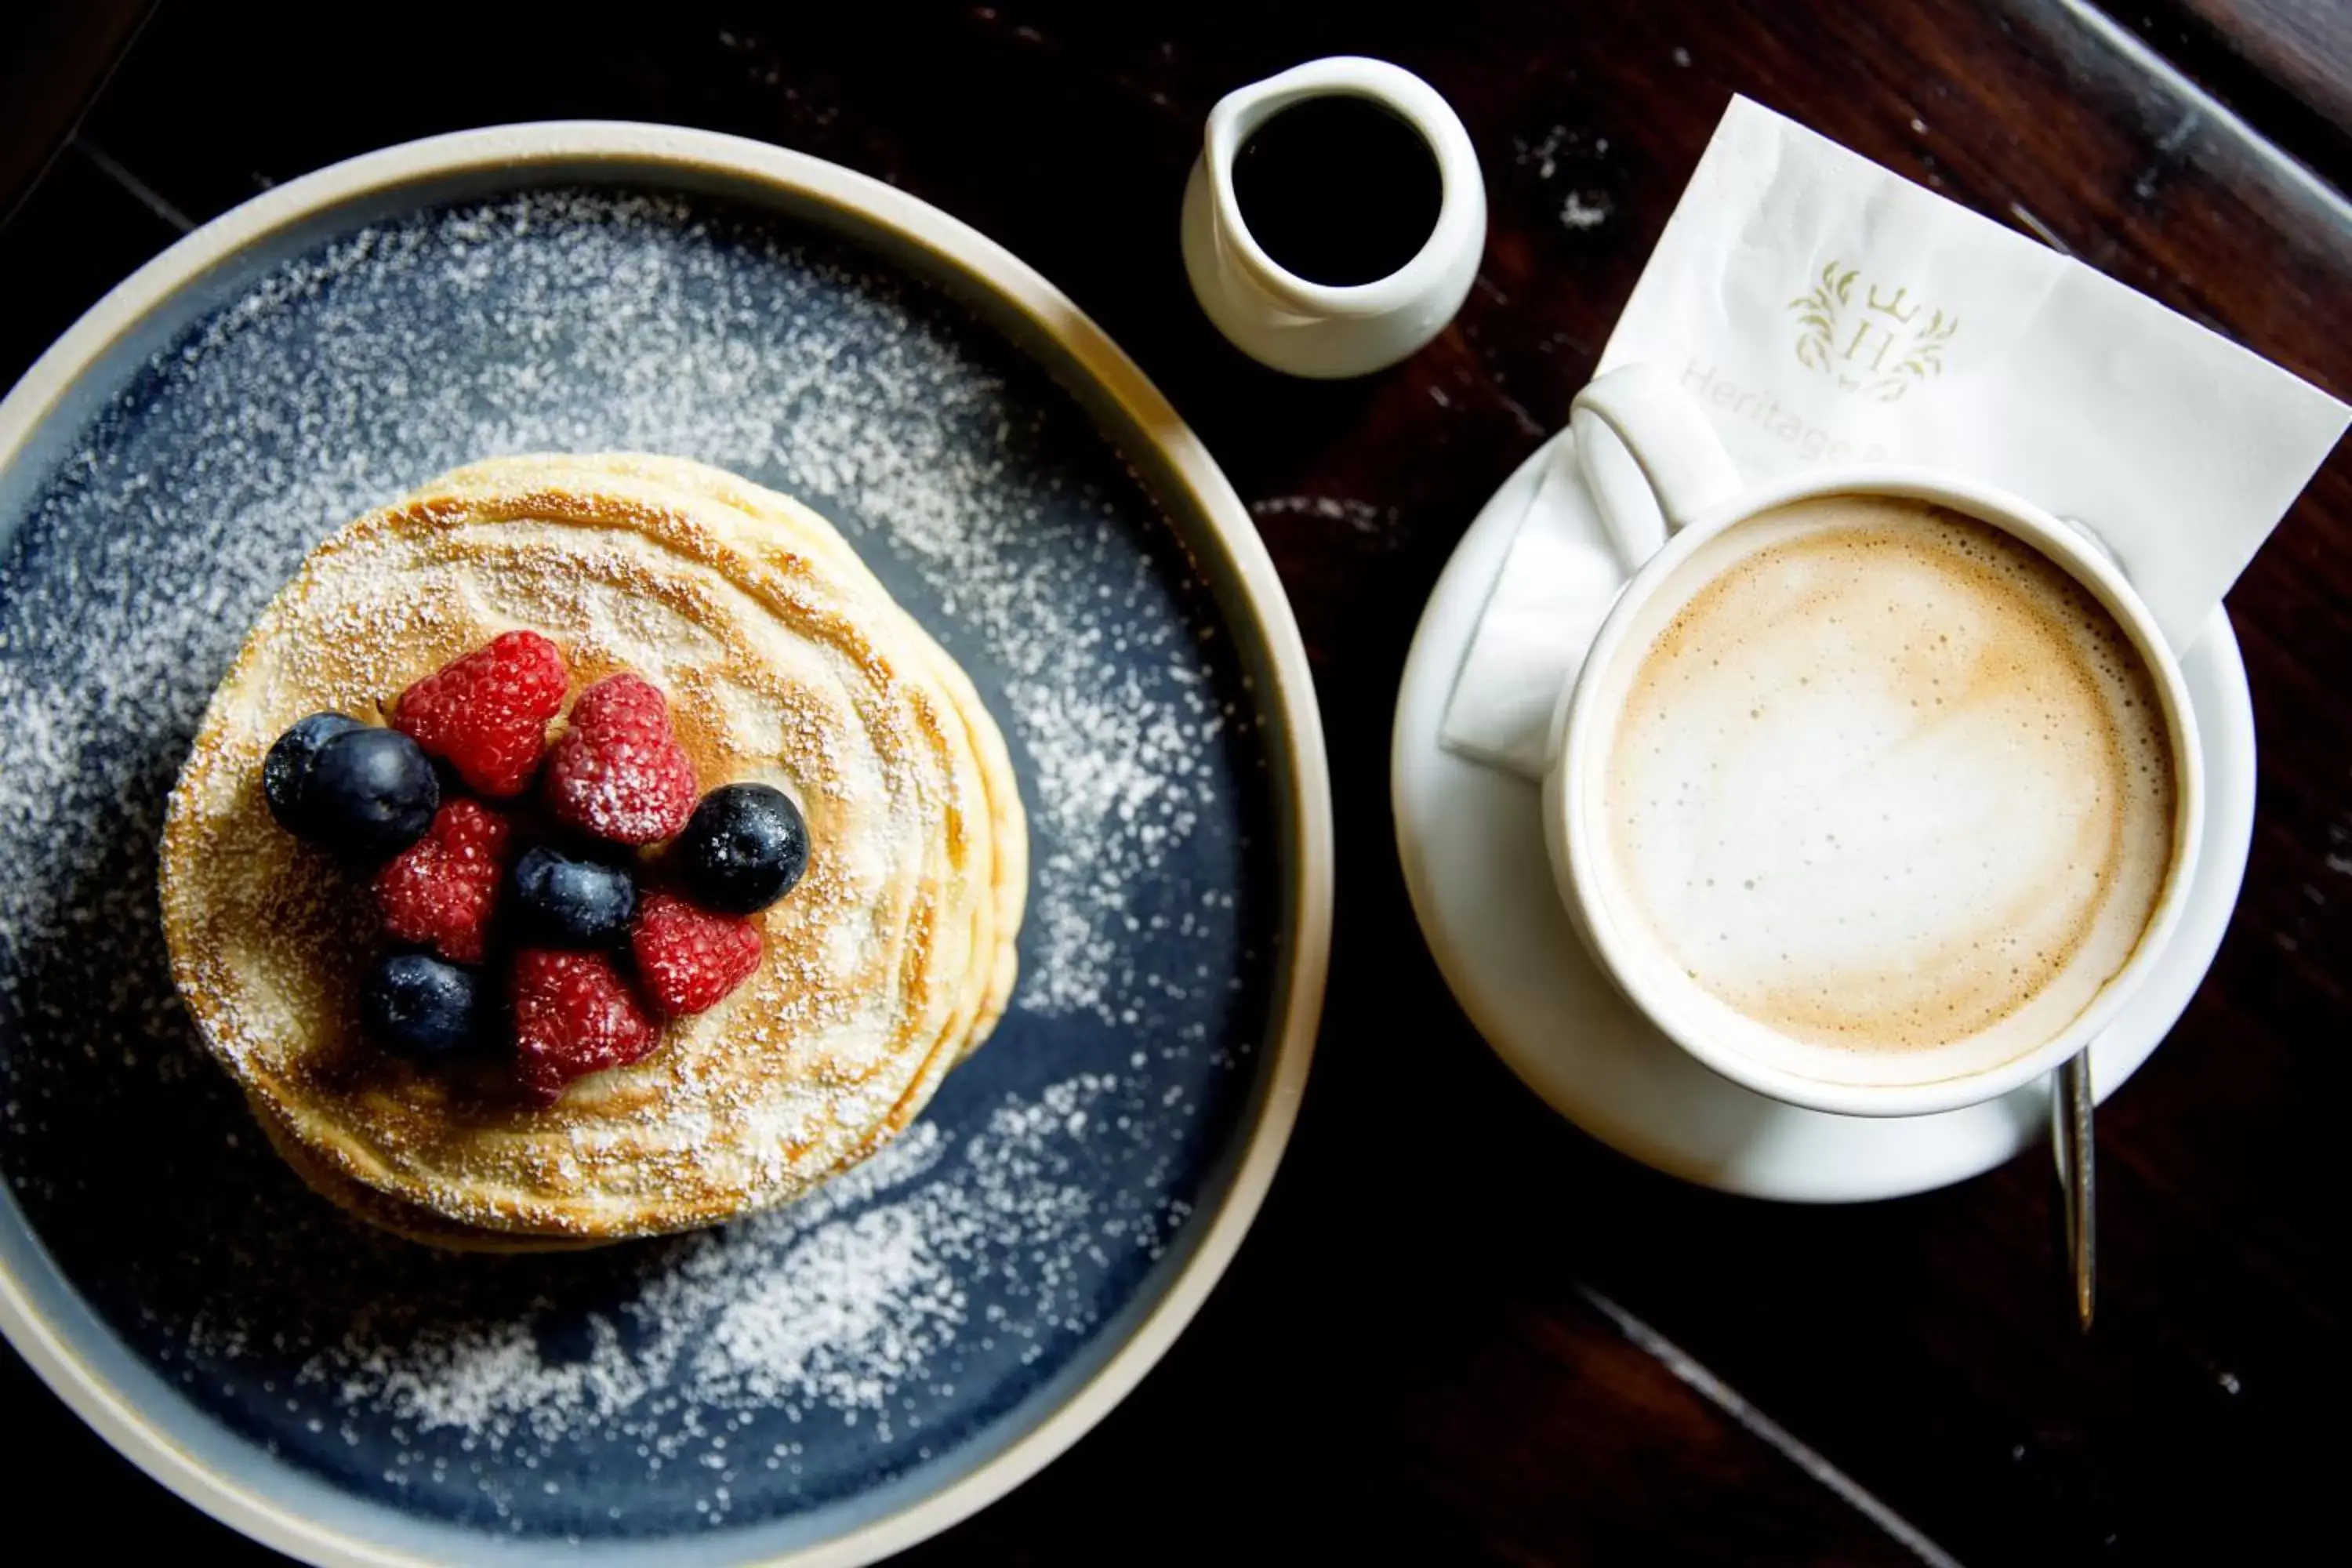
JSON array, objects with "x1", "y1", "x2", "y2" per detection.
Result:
[
  {"x1": 0, "y1": 187, "x2": 1273, "y2": 1539},
  {"x1": 222, "y1": 1079, "x2": 1153, "y2": 1470}
]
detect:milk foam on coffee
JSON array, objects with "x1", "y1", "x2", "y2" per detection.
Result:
[{"x1": 1592, "y1": 495, "x2": 2179, "y2": 1076}]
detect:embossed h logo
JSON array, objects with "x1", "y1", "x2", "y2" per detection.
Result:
[{"x1": 1788, "y1": 263, "x2": 1959, "y2": 401}]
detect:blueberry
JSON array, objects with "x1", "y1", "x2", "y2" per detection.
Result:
[
  {"x1": 360, "y1": 952, "x2": 484, "y2": 1058},
  {"x1": 510, "y1": 845, "x2": 637, "y2": 946},
  {"x1": 262, "y1": 712, "x2": 364, "y2": 837},
  {"x1": 674, "y1": 783, "x2": 808, "y2": 915},
  {"x1": 303, "y1": 727, "x2": 440, "y2": 858}
]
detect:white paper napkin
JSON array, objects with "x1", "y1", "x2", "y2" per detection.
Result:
[{"x1": 1442, "y1": 96, "x2": 2350, "y2": 780}]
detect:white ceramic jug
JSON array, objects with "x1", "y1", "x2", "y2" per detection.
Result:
[{"x1": 1181, "y1": 56, "x2": 1486, "y2": 379}]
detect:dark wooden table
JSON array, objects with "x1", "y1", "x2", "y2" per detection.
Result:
[{"x1": 3, "y1": 2, "x2": 2345, "y2": 1562}]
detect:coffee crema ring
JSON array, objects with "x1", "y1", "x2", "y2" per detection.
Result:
[{"x1": 1592, "y1": 495, "x2": 2178, "y2": 1071}]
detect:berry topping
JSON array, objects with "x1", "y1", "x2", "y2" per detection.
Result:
[
  {"x1": 630, "y1": 892, "x2": 762, "y2": 1016},
  {"x1": 372, "y1": 798, "x2": 514, "y2": 963},
  {"x1": 263, "y1": 712, "x2": 365, "y2": 837},
  {"x1": 360, "y1": 952, "x2": 486, "y2": 1060},
  {"x1": 545, "y1": 673, "x2": 698, "y2": 844},
  {"x1": 392, "y1": 630, "x2": 569, "y2": 797},
  {"x1": 674, "y1": 782, "x2": 810, "y2": 915},
  {"x1": 510, "y1": 948, "x2": 662, "y2": 1104},
  {"x1": 300, "y1": 726, "x2": 441, "y2": 859},
  {"x1": 510, "y1": 844, "x2": 638, "y2": 947}
]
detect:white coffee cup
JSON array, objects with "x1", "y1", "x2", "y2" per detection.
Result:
[
  {"x1": 1180, "y1": 56, "x2": 1485, "y2": 379},
  {"x1": 1541, "y1": 365, "x2": 2205, "y2": 1118}
]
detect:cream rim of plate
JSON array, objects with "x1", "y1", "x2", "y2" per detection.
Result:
[
  {"x1": 0, "y1": 122, "x2": 1334, "y2": 1568},
  {"x1": 1393, "y1": 431, "x2": 2256, "y2": 1203}
]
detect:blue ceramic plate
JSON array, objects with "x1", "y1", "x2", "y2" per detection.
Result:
[{"x1": 0, "y1": 124, "x2": 1328, "y2": 1566}]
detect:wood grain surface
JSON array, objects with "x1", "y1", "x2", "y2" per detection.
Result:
[
  {"x1": 1, "y1": 2, "x2": 2344, "y2": 1563},
  {"x1": 2120, "y1": 0, "x2": 2352, "y2": 187}
]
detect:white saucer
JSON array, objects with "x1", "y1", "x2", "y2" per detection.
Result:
[{"x1": 1392, "y1": 434, "x2": 2256, "y2": 1202}]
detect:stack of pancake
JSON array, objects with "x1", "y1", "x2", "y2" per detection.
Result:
[{"x1": 161, "y1": 455, "x2": 1026, "y2": 1249}]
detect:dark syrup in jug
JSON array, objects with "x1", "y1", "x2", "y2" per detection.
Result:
[{"x1": 1232, "y1": 96, "x2": 1443, "y2": 287}]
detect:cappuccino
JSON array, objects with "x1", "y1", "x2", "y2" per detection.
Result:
[{"x1": 1592, "y1": 495, "x2": 2179, "y2": 1070}]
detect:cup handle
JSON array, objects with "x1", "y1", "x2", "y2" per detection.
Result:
[{"x1": 1569, "y1": 365, "x2": 1744, "y2": 566}]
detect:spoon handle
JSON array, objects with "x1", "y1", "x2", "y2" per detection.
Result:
[{"x1": 2052, "y1": 1051, "x2": 2096, "y2": 1333}]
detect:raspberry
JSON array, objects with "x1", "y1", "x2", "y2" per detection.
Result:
[
  {"x1": 372, "y1": 798, "x2": 513, "y2": 963},
  {"x1": 510, "y1": 948, "x2": 662, "y2": 1104},
  {"x1": 393, "y1": 630, "x2": 569, "y2": 797},
  {"x1": 545, "y1": 673, "x2": 698, "y2": 844},
  {"x1": 630, "y1": 892, "x2": 762, "y2": 1016}
]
